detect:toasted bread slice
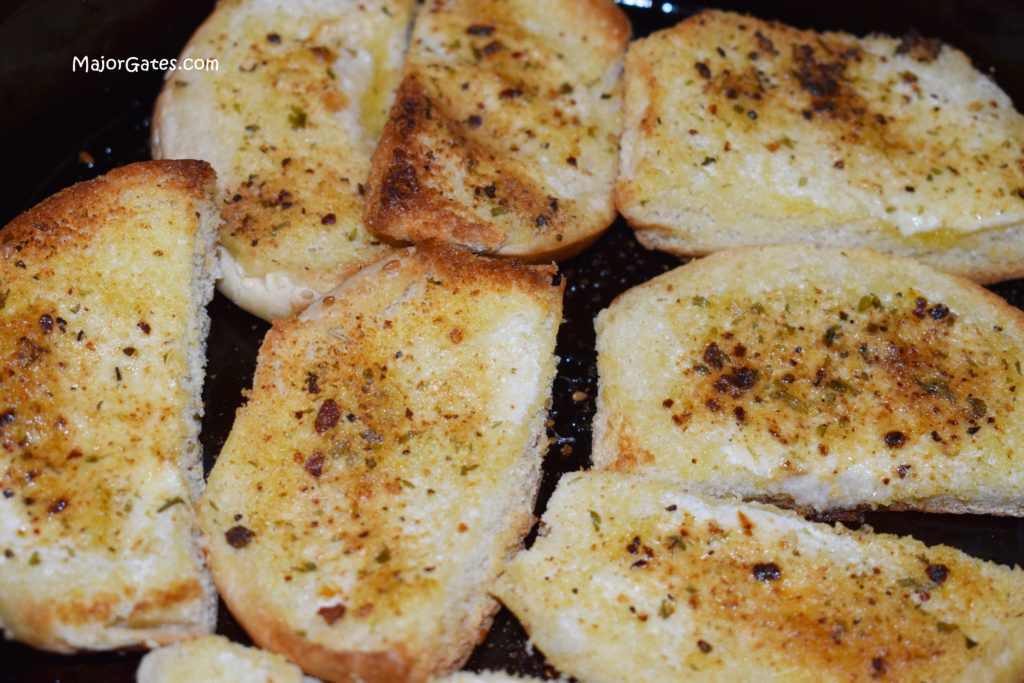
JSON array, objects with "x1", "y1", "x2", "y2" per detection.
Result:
[
  {"x1": 363, "y1": 0, "x2": 629, "y2": 261},
  {"x1": 0, "y1": 161, "x2": 218, "y2": 651},
  {"x1": 616, "y1": 10, "x2": 1024, "y2": 283},
  {"x1": 495, "y1": 472, "x2": 1024, "y2": 683},
  {"x1": 201, "y1": 243, "x2": 563, "y2": 682},
  {"x1": 593, "y1": 245, "x2": 1024, "y2": 514},
  {"x1": 138, "y1": 635, "x2": 315, "y2": 683},
  {"x1": 152, "y1": 0, "x2": 416, "y2": 320}
]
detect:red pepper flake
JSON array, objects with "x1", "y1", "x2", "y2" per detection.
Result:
[
  {"x1": 315, "y1": 399, "x2": 341, "y2": 434},
  {"x1": 499, "y1": 88, "x2": 523, "y2": 99},
  {"x1": 695, "y1": 61, "x2": 711, "y2": 79},
  {"x1": 306, "y1": 372, "x2": 321, "y2": 394},
  {"x1": 137, "y1": 321, "x2": 151, "y2": 335},
  {"x1": 318, "y1": 603, "x2": 346, "y2": 624},
  {"x1": 697, "y1": 640, "x2": 713, "y2": 653},
  {"x1": 225, "y1": 525, "x2": 254, "y2": 548},
  {"x1": 871, "y1": 656, "x2": 887, "y2": 675},
  {"x1": 304, "y1": 452, "x2": 326, "y2": 478},
  {"x1": 321, "y1": 213, "x2": 337, "y2": 225},
  {"x1": 466, "y1": 114, "x2": 483, "y2": 128},
  {"x1": 449, "y1": 328, "x2": 464, "y2": 344},
  {"x1": 123, "y1": 347, "x2": 136, "y2": 356}
]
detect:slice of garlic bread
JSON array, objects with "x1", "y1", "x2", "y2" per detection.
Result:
[
  {"x1": 201, "y1": 243, "x2": 563, "y2": 682},
  {"x1": 153, "y1": 0, "x2": 416, "y2": 320},
  {"x1": 0, "y1": 161, "x2": 218, "y2": 651},
  {"x1": 616, "y1": 9, "x2": 1024, "y2": 283},
  {"x1": 495, "y1": 472, "x2": 1024, "y2": 683},
  {"x1": 593, "y1": 245, "x2": 1024, "y2": 514},
  {"x1": 363, "y1": 0, "x2": 629, "y2": 261},
  {"x1": 138, "y1": 635, "x2": 316, "y2": 683}
]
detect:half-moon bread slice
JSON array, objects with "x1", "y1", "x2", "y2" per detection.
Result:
[
  {"x1": 201, "y1": 243, "x2": 563, "y2": 682},
  {"x1": 138, "y1": 635, "x2": 315, "y2": 683},
  {"x1": 616, "y1": 9, "x2": 1024, "y2": 283},
  {"x1": 593, "y1": 245, "x2": 1024, "y2": 514},
  {"x1": 0, "y1": 161, "x2": 219, "y2": 651},
  {"x1": 363, "y1": 0, "x2": 629, "y2": 261},
  {"x1": 153, "y1": 0, "x2": 416, "y2": 320},
  {"x1": 494, "y1": 472, "x2": 1024, "y2": 683}
]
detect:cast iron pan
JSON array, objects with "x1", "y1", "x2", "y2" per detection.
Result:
[{"x1": 1, "y1": 1, "x2": 1023, "y2": 680}]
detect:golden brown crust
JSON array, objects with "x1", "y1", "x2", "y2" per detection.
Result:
[
  {"x1": 364, "y1": 0, "x2": 628, "y2": 261},
  {"x1": 2, "y1": 160, "x2": 215, "y2": 260}
]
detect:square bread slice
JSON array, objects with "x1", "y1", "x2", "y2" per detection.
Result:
[
  {"x1": 0, "y1": 161, "x2": 219, "y2": 651},
  {"x1": 200, "y1": 243, "x2": 563, "y2": 682},
  {"x1": 494, "y1": 471, "x2": 1024, "y2": 683},
  {"x1": 616, "y1": 9, "x2": 1024, "y2": 283},
  {"x1": 593, "y1": 245, "x2": 1024, "y2": 515},
  {"x1": 152, "y1": 0, "x2": 417, "y2": 320},
  {"x1": 363, "y1": 0, "x2": 629, "y2": 261}
]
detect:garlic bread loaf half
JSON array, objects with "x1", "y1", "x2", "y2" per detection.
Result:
[
  {"x1": 495, "y1": 472, "x2": 1024, "y2": 683},
  {"x1": 153, "y1": 0, "x2": 416, "y2": 320},
  {"x1": 201, "y1": 243, "x2": 563, "y2": 682},
  {"x1": 616, "y1": 10, "x2": 1024, "y2": 283},
  {"x1": 0, "y1": 161, "x2": 218, "y2": 651},
  {"x1": 593, "y1": 245, "x2": 1024, "y2": 514},
  {"x1": 363, "y1": 0, "x2": 629, "y2": 261},
  {"x1": 138, "y1": 635, "x2": 316, "y2": 683}
]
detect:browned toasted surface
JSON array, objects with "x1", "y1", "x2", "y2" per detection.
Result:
[
  {"x1": 364, "y1": 0, "x2": 629, "y2": 260},
  {"x1": 0, "y1": 160, "x2": 217, "y2": 651},
  {"x1": 496, "y1": 472, "x2": 1024, "y2": 683},
  {"x1": 201, "y1": 243, "x2": 562, "y2": 682}
]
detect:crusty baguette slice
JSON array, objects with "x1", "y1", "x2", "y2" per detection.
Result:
[
  {"x1": 363, "y1": 0, "x2": 629, "y2": 261},
  {"x1": 616, "y1": 9, "x2": 1024, "y2": 283},
  {"x1": 152, "y1": 0, "x2": 416, "y2": 321},
  {"x1": 0, "y1": 161, "x2": 218, "y2": 651},
  {"x1": 593, "y1": 245, "x2": 1024, "y2": 515},
  {"x1": 201, "y1": 243, "x2": 563, "y2": 683},
  {"x1": 138, "y1": 635, "x2": 316, "y2": 683},
  {"x1": 495, "y1": 471, "x2": 1024, "y2": 683}
]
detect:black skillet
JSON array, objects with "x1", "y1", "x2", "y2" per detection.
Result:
[{"x1": 1, "y1": 0, "x2": 1023, "y2": 680}]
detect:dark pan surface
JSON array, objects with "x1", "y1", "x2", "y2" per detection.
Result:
[{"x1": 1, "y1": 1, "x2": 1023, "y2": 680}]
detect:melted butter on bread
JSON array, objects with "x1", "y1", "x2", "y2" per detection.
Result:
[
  {"x1": 593, "y1": 245, "x2": 1024, "y2": 513},
  {"x1": 496, "y1": 472, "x2": 1024, "y2": 683},
  {"x1": 617, "y1": 10, "x2": 1024, "y2": 282}
]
